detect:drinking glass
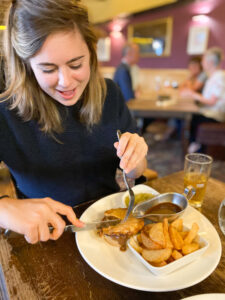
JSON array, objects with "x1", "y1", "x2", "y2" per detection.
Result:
[
  {"x1": 184, "y1": 153, "x2": 213, "y2": 208},
  {"x1": 218, "y1": 199, "x2": 225, "y2": 235}
]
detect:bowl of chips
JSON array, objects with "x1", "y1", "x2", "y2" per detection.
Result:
[{"x1": 128, "y1": 218, "x2": 209, "y2": 276}]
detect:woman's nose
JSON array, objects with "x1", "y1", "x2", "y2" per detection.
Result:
[{"x1": 58, "y1": 68, "x2": 71, "y2": 88}]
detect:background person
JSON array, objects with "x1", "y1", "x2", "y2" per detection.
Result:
[
  {"x1": 113, "y1": 43, "x2": 140, "y2": 102},
  {"x1": 179, "y1": 56, "x2": 207, "y2": 94},
  {"x1": 163, "y1": 56, "x2": 208, "y2": 141},
  {"x1": 181, "y1": 47, "x2": 225, "y2": 153},
  {"x1": 0, "y1": 0, "x2": 148, "y2": 243}
]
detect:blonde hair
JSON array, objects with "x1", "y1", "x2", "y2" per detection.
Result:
[
  {"x1": 0, "y1": 0, "x2": 106, "y2": 134},
  {"x1": 205, "y1": 47, "x2": 224, "y2": 67}
]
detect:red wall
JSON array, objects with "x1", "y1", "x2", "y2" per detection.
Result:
[{"x1": 100, "y1": 0, "x2": 225, "y2": 69}]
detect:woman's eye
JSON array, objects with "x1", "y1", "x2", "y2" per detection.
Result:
[
  {"x1": 70, "y1": 64, "x2": 82, "y2": 70},
  {"x1": 42, "y1": 69, "x2": 55, "y2": 74}
]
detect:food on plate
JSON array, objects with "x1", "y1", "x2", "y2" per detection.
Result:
[
  {"x1": 183, "y1": 223, "x2": 199, "y2": 245},
  {"x1": 169, "y1": 226, "x2": 184, "y2": 250},
  {"x1": 124, "y1": 193, "x2": 155, "y2": 207},
  {"x1": 163, "y1": 218, "x2": 173, "y2": 248},
  {"x1": 149, "y1": 222, "x2": 166, "y2": 248},
  {"x1": 98, "y1": 208, "x2": 144, "y2": 251},
  {"x1": 142, "y1": 248, "x2": 172, "y2": 264},
  {"x1": 129, "y1": 218, "x2": 201, "y2": 267},
  {"x1": 141, "y1": 225, "x2": 162, "y2": 250},
  {"x1": 182, "y1": 242, "x2": 200, "y2": 255}
]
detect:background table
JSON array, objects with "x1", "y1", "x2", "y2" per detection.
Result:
[
  {"x1": 127, "y1": 93, "x2": 199, "y2": 155},
  {"x1": 0, "y1": 171, "x2": 224, "y2": 300}
]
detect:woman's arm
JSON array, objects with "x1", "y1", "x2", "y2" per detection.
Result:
[
  {"x1": 114, "y1": 132, "x2": 148, "y2": 179},
  {"x1": 180, "y1": 88, "x2": 218, "y2": 106},
  {"x1": 192, "y1": 91, "x2": 218, "y2": 105},
  {"x1": 0, "y1": 197, "x2": 83, "y2": 243}
]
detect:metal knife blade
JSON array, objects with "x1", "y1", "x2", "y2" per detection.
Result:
[{"x1": 63, "y1": 218, "x2": 121, "y2": 233}]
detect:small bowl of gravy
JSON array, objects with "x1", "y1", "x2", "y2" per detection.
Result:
[{"x1": 132, "y1": 192, "x2": 189, "y2": 223}]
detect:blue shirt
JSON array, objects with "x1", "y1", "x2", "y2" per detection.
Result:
[{"x1": 113, "y1": 63, "x2": 135, "y2": 101}]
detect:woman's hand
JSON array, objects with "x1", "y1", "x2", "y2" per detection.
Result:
[
  {"x1": 0, "y1": 197, "x2": 83, "y2": 244},
  {"x1": 114, "y1": 132, "x2": 148, "y2": 178},
  {"x1": 179, "y1": 88, "x2": 195, "y2": 98}
]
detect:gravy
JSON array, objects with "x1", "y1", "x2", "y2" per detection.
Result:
[{"x1": 145, "y1": 202, "x2": 182, "y2": 215}]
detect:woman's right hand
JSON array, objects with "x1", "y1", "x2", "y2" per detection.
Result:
[{"x1": 0, "y1": 197, "x2": 83, "y2": 243}]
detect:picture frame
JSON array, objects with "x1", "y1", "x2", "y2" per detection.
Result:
[
  {"x1": 128, "y1": 17, "x2": 173, "y2": 57},
  {"x1": 187, "y1": 26, "x2": 209, "y2": 55},
  {"x1": 97, "y1": 37, "x2": 111, "y2": 62}
]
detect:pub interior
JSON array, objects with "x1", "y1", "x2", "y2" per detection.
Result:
[{"x1": 0, "y1": 0, "x2": 225, "y2": 299}]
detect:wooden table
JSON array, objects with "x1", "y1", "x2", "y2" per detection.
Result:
[
  {"x1": 127, "y1": 93, "x2": 199, "y2": 154},
  {"x1": 0, "y1": 171, "x2": 225, "y2": 300}
]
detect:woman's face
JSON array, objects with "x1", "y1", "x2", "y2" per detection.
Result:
[
  {"x1": 29, "y1": 30, "x2": 90, "y2": 106},
  {"x1": 202, "y1": 55, "x2": 211, "y2": 72},
  {"x1": 188, "y1": 62, "x2": 201, "y2": 77}
]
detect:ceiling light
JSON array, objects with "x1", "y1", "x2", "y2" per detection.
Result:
[{"x1": 192, "y1": 15, "x2": 209, "y2": 23}]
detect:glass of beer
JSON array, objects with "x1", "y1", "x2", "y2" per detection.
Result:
[{"x1": 184, "y1": 153, "x2": 213, "y2": 208}]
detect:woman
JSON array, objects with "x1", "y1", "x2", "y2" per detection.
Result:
[
  {"x1": 163, "y1": 56, "x2": 207, "y2": 141},
  {"x1": 180, "y1": 47, "x2": 225, "y2": 153},
  {"x1": 179, "y1": 56, "x2": 207, "y2": 93},
  {"x1": 0, "y1": 0, "x2": 147, "y2": 243}
]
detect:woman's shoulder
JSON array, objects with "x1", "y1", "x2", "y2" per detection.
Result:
[
  {"x1": 0, "y1": 100, "x2": 9, "y2": 114},
  {"x1": 0, "y1": 100, "x2": 19, "y2": 123},
  {"x1": 105, "y1": 78, "x2": 119, "y2": 92},
  {"x1": 213, "y1": 70, "x2": 225, "y2": 79},
  {"x1": 104, "y1": 78, "x2": 124, "y2": 103}
]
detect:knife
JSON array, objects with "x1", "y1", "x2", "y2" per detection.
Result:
[
  {"x1": 3, "y1": 218, "x2": 121, "y2": 238},
  {"x1": 62, "y1": 218, "x2": 121, "y2": 233}
]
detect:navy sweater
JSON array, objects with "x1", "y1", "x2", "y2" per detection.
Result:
[{"x1": 0, "y1": 79, "x2": 136, "y2": 206}]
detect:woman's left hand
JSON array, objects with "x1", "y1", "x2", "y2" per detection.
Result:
[
  {"x1": 179, "y1": 88, "x2": 195, "y2": 98},
  {"x1": 114, "y1": 132, "x2": 148, "y2": 175}
]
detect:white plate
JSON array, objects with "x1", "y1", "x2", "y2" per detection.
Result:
[
  {"x1": 182, "y1": 294, "x2": 225, "y2": 300},
  {"x1": 76, "y1": 188, "x2": 222, "y2": 292}
]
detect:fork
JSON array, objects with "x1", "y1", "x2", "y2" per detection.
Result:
[{"x1": 117, "y1": 130, "x2": 135, "y2": 222}]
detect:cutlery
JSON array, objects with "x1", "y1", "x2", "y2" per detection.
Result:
[
  {"x1": 117, "y1": 130, "x2": 135, "y2": 222},
  {"x1": 3, "y1": 219, "x2": 121, "y2": 238}
]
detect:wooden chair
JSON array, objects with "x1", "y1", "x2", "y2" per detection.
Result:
[
  {"x1": 142, "y1": 168, "x2": 158, "y2": 181},
  {"x1": 196, "y1": 122, "x2": 225, "y2": 160},
  {"x1": 134, "y1": 168, "x2": 158, "y2": 186},
  {"x1": 0, "y1": 163, "x2": 17, "y2": 198}
]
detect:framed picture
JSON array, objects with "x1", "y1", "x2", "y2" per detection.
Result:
[
  {"x1": 97, "y1": 37, "x2": 111, "y2": 62},
  {"x1": 128, "y1": 17, "x2": 173, "y2": 57},
  {"x1": 187, "y1": 26, "x2": 209, "y2": 55}
]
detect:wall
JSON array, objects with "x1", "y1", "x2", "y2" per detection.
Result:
[{"x1": 100, "y1": 0, "x2": 225, "y2": 69}]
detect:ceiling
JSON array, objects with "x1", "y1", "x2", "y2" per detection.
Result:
[
  {"x1": 82, "y1": 0, "x2": 178, "y2": 24},
  {"x1": 0, "y1": 0, "x2": 10, "y2": 25},
  {"x1": 0, "y1": 0, "x2": 178, "y2": 26}
]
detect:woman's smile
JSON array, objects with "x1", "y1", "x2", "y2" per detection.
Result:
[{"x1": 56, "y1": 88, "x2": 77, "y2": 100}]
